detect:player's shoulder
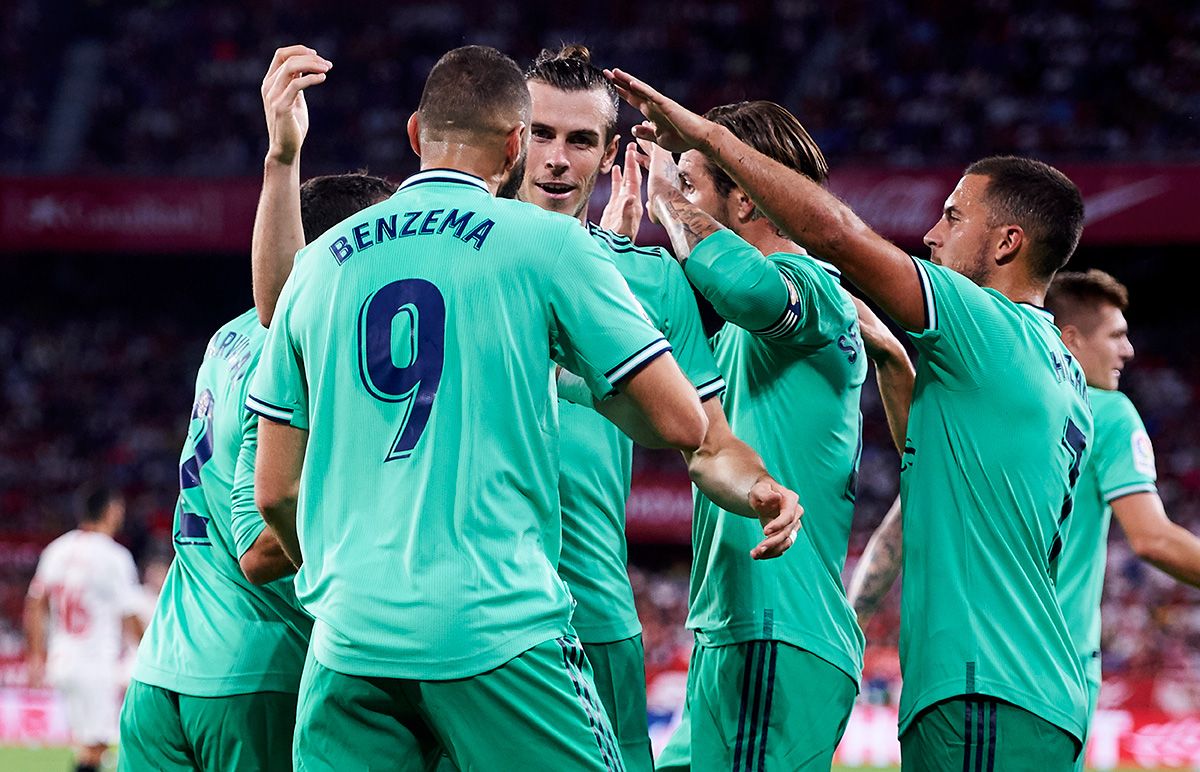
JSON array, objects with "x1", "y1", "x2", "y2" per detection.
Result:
[
  {"x1": 1088, "y1": 386, "x2": 1142, "y2": 425},
  {"x1": 587, "y1": 223, "x2": 669, "y2": 263},
  {"x1": 774, "y1": 250, "x2": 857, "y2": 321}
]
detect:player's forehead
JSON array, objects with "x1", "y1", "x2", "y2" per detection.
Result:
[
  {"x1": 678, "y1": 150, "x2": 708, "y2": 181},
  {"x1": 943, "y1": 174, "x2": 989, "y2": 213},
  {"x1": 528, "y1": 81, "x2": 612, "y2": 136}
]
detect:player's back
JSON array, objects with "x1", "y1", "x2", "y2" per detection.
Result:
[
  {"x1": 33, "y1": 529, "x2": 137, "y2": 671},
  {"x1": 899, "y1": 258, "x2": 1093, "y2": 742},
  {"x1": 134, "y1": 309, "x2": 312, "y2": 697},
  {"x1": 686, "y1": 245, "x2": 868, "y2": 683},
  {"x1": 250, "y1": 169, "x2": 667, "y2": 680}
]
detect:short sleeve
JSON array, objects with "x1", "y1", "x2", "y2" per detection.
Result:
[
  {"x1": 230, "y1": 407, "x2": 267, "y2": 558},
  {"x1": 1096, "y1": 394, "x2": 1158, "y2": 502},
  {"x1": 660, "y1": 259, "x2": 724, "y2": 401},
  {"x1": 906, "y1": 258, "x2": 1015, "y2": 390},
  {"x1": 547, "y1": 224, "x2": 672, "y2": 397},
  {"x1": 247, "y1": 275, "x2": 310, "y2": 430},
  {"x1": 768, "y1": 254, "x2": 850, "y2": 351}
]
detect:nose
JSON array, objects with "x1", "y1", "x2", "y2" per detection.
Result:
[
  {"x1": 923, "y1": 223, "x2": 940, "y2": 250},
  {"x1": 544, "y1": 139, "x2": 569, "y2": 172},
  {"x1": 1122, "y1": 336, "x2": 1135, "y2": 360}
]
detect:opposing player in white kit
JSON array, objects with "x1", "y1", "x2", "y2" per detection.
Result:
[{"x1": 24, "y1": 487, "x2": 145, "y2": 772}]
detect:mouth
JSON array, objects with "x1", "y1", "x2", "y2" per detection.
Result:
[{"x1": 535, "y1": 181, "x2": 577, "y2": 200}]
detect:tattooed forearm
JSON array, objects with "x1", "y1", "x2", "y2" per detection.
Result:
[
  {"x1": 652, "y1": 188, "x2": 725, "y2": 262},
  {"x1": 846, "y1": 498, "x2": 903, "y2": 630}
]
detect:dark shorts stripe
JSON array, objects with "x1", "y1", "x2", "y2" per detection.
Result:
[
  {"x1": 743, "y1": 642, "x2": 768, "y2": 770},
  {"x1": 756, "y1": 642, "x2": 778, "y2": 772},
  {"x1": 732, "y1": 643, "x2": 759, "y2": 771},
  {"x1": 986, "y1": 701, "x2": 997, "y2": 772},
  {"x1": 556, "y1": 638, "x2": 621, "y2": 772},
  {"x1": 974, "y1": 700, "x2": 986, "y2": 772},
  {"x1": 963, "y1": 700, "x2": 974, "y2": 772}
]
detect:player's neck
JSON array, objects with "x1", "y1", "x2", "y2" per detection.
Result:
[
  {"x1": 79, "y1": 521, "x2": 114, "y2": 537},
  {"x1": 984, "y1": 268, "x2": 1047, "y2": 307},
  {"x1": 418, "y1": 146, "x2": 511, "y2": 197},
  {"x1": 737, "y1": 221, "x2": 802, "y2": 257}
]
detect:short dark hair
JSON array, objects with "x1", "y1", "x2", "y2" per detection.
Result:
[
  {"x1": 418, "y1": 45, "x2": 531, "y2": 140},
  {"x1": 1045, "y1": 269, "x2": 1129, "y2": 333},
  {"x1": 299, "y1": 172, "x2": 397, "y2": 243},
  {"x1": 702, "y1": 101, "x2": 829, "y2": 202},
  {"x1": 81, "y1": 486, "x2": 119, "y2": 524},
  {"x1": 525, "y1": 44, "x2": 619, "y2": 143},
  {"x1": 964, "y1": 156, "x2": 1084, "y2": 281}
]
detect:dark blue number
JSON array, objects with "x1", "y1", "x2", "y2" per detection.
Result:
[
  {"x1": 1047, "y1": 417, "x2": 1087, "y2": 567},
  {"x1": 175, "y1": 388, "x2": 215, "y2": 545},
  {"x1": 357, "y1": 279, "x2": 446, "y2": 461}
]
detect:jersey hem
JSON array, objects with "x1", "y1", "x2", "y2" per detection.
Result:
[
  {"x1": 132, "y1": 662, "x2": 302, "y2": 697},
  {"x1": 690, "y1": 623, "x2": 863, "y2": 686},
  {"x1": 571, "y1": 619, "x2": 642, "y2": 646},
  {"x1": 897, "y1": 678, "x2": 1085, "y2": 743},
  {"x1": 311, "y1": 620, "x2": 572, "y2": 680}
]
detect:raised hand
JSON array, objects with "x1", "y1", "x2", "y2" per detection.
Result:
[
  {"x1": 604, "y1": 68, "x2": 715, "y2": 153},
  {"x1": 261, "y1": 45, "x2": 332, "y2": 166},
  {"x1": 599, "y1": 141, "x2": 645, "y2": 240},
  {"x1": 748, "y1": 477, "x2": 803, "y2": 560},
  {"x1": 633, "y1": 137, "x2": 681, "y2": 226}
]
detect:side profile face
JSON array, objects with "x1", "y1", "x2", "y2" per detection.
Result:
[
  {"x1": 104, "y1": 496, "x2": 126, "y2": 532},
  {"x1": 677, "y1": 150, "x2": 737, "y2": 228},
  {"x1": 519, "y1": 81, "x2": 618, "y2": 220},
  {"x1": 1063, "y1": 303, "x2": 1135, "y2": 390},
  {"x1": 923, "y1": 174, "x2": 1000, "y2": 286}
]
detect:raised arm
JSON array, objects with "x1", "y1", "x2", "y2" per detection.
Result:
[
  {"x1": 606, "y1": 69, "x2": 927, "y2": 331},
  {"x1": 846, "y1": 496, "x2": 903, "y2": 630},
  {"x1": 252, "y1": 45, "x2": 331, "y2": 326},
  {"x1": 854, "y1": 298, "x2": 915, "y2": 453},
  {"x1": 1113, "y1": 492, "x2": 1200, "y2": 587}
]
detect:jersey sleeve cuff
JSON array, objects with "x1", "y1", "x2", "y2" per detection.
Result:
[
  {"x1": 605, "y1": 337, "x2": 672, "y2": 385},
  {"x1": 695, "y1": 376, "x2": 726, "y2": 401},
  {"x1": 750, "y1": 273, "x2": 803, "y2": 340},
  {"x1": 911, "y1": 256, "x2": 937, "y2": 332},
  {"x1": 1103, "y1": 482, "x2": 1158, "y2": 502},
  {"x1": 246, "y1": 394, "x2": 299, "y2": 425}
]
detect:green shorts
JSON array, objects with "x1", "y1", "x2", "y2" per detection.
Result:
[
  {"x1": 659, "y1": 640, "x2": 856, "y2": 772},
  {"x1": 584, "y1": 636, "x2": 653, "y2": 772},
  {"x1": 118, "y1": 679, "x2": 297, "y2": 772},
  {"x1": 1074, "y1": 662, "x2": 1101, "y2": 772},
  {"x1": 901, "y1": 697, "x2": 1081, "y2": 772},
  {"x1": 294, "y1": 635, "x2": 625, "y2": 771}
]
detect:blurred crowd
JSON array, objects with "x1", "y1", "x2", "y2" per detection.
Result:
[
  {"x1": 3, "y1": 0, "x2": 1199, "y2": 177},
  {"x1": 2, "y1": 308, "x2": 1199, "y2": 708}
]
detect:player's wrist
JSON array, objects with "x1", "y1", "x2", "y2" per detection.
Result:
[{"x1": 264, "y1": 147, "x2": 301, "y2": 168}]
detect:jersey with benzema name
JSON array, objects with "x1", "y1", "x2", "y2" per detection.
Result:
[
  {"x1": 683, "y1": 229, "x2": 867, "y2": 684},
  {"x1": 248, "y1": 170, "x2": 671, "y2": 680},
  {"x1": 899, "y1": 258, "x2": 1093, "y2": 743},
  {"x1": 28, "y1": 530, "x2": 141, "y2": 674},
  {"x1": 1057, "y1": 387, "x2": 1156, "y2": 685},
  {"x1": 556, "y1": 224, "x2": 724, "y2": 645},
  {"x1": 134, "y1": 309, "x2": 312, "y2": 697}
]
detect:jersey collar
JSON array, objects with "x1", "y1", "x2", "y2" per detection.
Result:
[
  {"x1": 1018, "y1": 302, "x2": 1056, "y2": 323},
  {"x1": 398, "y1": 168, "x2": 490, "y2": 194}
]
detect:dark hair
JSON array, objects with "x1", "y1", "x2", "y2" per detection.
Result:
[
  {"x1": 418, "y1": 45, "x2": 531, "y2": 140},
  {"x1": 81, "y1": 486, "x2": 119, "y2": 524},
  {"x1": 299, "y1": 172, "x2": 397, "y2": 243},
  {"x1": 702, "y1": 101, "x2": 829, "y2": 203},
  {"x1": 964, "y1": 156, "x2": 1084, "y2": 281},
  {"x1": 1045, "y1": 269, "x2": 1129, "y2": 332},
  {"x1": 525, "y1": 44, "x2": 619, "y2": 143}
]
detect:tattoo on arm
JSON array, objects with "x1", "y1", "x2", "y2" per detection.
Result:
[
  {"x1": 653, "y1": 188, "x2": 725, "y2": 262},
  {"x1": 847, "y1": 500, "x2": 903, "y2": 627}
]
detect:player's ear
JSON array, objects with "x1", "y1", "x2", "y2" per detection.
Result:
[
  {"x1": 995, "y1": 224, "x2": 1023, "y2": 266},
  {"x1": 503, "y1": 122, "x2": 526, "y2": 175},
  {"x1": 1059, "y1": 323, "x2": 1082, "y2": 349},
  {"x1": 732, "y1": 187, "x2": 756, "y2": 224},
  {"x1": 407, "y1": 113, "x2": 421, "y2": 157},
  {"x1": 599, "y1": 134, "x2": 620, "y2": 175}
]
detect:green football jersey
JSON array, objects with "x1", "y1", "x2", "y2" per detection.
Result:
[
  {"x1": 683, "y1": 229, "x2": 868, "y2": 685},
  {"x1": 1057, "y1": 387, "x2": 1157, "y2": 684},
  {"x1": 248, "y1": 169, "x2": 671, "y2": 680},
  {"x1": 557, "y1": 224, "x2": 724, "y2": 645},
  {"x1": 134, "y1": 309, "x2": 313, "y2": 697},
  {"x1": 899, "y1": 258, "x2": 1093, "y2": 743}
]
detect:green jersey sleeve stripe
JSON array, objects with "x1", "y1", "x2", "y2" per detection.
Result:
[
  {"x1": 1104, "y1": 481, "x2": 1158, "y2": 502},
  {"x1": 696, "y1": 376, "x2": 727, "y2": 400},
  {"x1": 246, "y1": 395, "x2": 293, "y2": 423},
  {"x1": 911, "y1": 257, "x2": 937, "y2": 330},
  {"x1": 605, "y1": 337, "x2": 671, "y2": 383}
]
